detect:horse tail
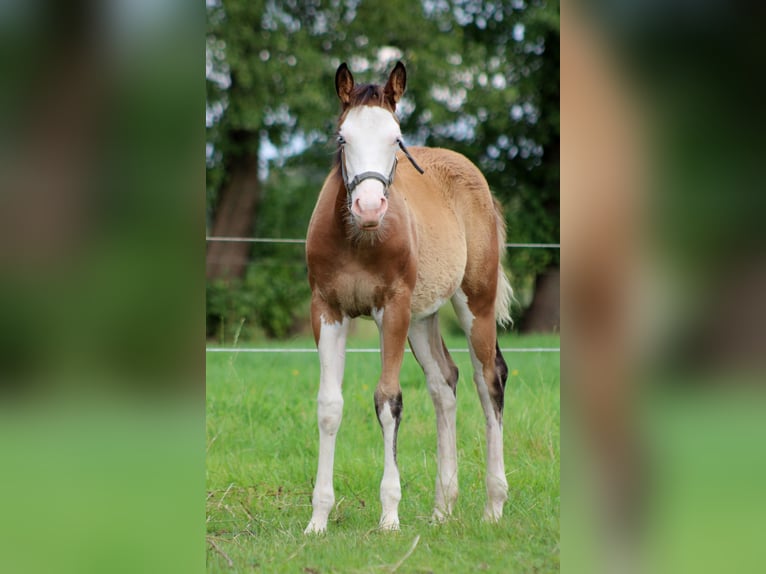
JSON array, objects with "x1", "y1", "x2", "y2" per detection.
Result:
[{"x1": 493, "y1": 198, "x2": 514, "y2": 328}]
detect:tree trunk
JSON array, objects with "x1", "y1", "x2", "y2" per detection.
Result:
[
  {"x1": 521, "y1": 266, "x2": 560, "y2": 333},
  {"x1": 206, "y1": 137, "x2": 260, "y2": 281}
]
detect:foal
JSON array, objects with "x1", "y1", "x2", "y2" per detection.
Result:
[{"x1": 304, "y1": 61, "x2": 513, "y2": 534}]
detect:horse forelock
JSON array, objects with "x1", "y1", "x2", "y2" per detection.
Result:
[
  {"x1": 337, "y1": 84, "x2": 398, "y2": 126},
  {"x1": 351, "y1": 84, "x2": 394, "y2": 110}
]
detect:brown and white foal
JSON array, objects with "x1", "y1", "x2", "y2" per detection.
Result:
[{"x1": 304, "y1": 61, "x2": 513, "y2": 534}]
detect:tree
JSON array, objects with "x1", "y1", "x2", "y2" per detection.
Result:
[
  {"x1": 206, "y1": 0, "x2": 560, "y2": 337},
  {"x1": 206, "y1": 0, "x2": 345, "y2": 279}
]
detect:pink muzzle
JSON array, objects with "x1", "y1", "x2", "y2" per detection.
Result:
[{"x1": 350, "y1": 184, "x2": 388, "y2": 229}]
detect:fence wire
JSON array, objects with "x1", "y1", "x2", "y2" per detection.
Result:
[
  {"x1": 206, "y1": 347, "x2": 559, "y2": 353},
  {"x1": 206, "y1": 236, "x2": 560, "y2": 249},
  {"x1": 205, "y1": 236, "x2": 560, "y2": 354}
]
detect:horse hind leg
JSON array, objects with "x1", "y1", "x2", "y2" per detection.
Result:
[
  {"x1": 408, "y1": 314, "x2": 460, "y2": 522},
  {"x1": 451, "y1": 290, "x2": 509, "y2": 521}
]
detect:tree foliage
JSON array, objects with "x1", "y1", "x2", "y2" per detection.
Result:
[{"x1": 206, "y1": 0, "x2": 559, "y2": 339}]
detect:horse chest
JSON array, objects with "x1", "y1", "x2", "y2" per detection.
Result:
[{"x1": 319, "y1": 269, "x2": 388, "y2": 317}]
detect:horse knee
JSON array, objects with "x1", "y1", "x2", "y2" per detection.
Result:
[
  {"x1": 374, "y1": 389, "x2": 403, "y2": 422},
  {"x1": 318, "y1": 395, "x2": 343, "y2": 435}
]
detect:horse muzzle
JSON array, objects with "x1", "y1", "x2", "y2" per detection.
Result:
[{"x1": 350, "y1": 184, "x2": 388, "y2": 229}]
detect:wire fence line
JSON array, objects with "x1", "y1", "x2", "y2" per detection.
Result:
[
  {"x1": 205, "y1": 236, "x2": 560, "y2": 354},
  {"x1": 206, "y1": 236, "x2": 560, "y2": 249},
  {"x1": 206, "y1": 237, "x2": 308, "y2": 244},
  {"x1": 206, "y1": 347, "x2": 559, "y2": 354}
]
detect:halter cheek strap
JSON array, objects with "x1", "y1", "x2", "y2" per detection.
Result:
[{"x1": 397, "y1": 139, "x2": 425, "y2": 175}]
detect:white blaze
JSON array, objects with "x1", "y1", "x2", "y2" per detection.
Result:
[{"x1": 339, "y1": 107, "x2": 401, "y2": 227}]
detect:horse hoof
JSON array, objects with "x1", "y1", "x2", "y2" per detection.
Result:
[
  {"x1": 304, "y1": 520, "x2": 327, "y2": 535},
  {"x1": 378, "y1": 517, "x2": 400, "y2": 531},
  {"x1": 430, "y1": 509, "x2": 451, "y2": 524},
  {"x1": 482, "y1": 505, "x2": 503, "y2": 523}
]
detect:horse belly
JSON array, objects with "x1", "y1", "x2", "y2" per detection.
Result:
[{"x1": 410, "y1": 241, "x2": 466, "y2": 319}]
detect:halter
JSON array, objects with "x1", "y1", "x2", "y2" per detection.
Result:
[{"x1": 339, "y1": 138, "x2": 425, "y2": 197}]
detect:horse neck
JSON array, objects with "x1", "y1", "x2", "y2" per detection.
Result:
[{"x1": 319, "y1": 173, "x2": 409, "y2": 255}]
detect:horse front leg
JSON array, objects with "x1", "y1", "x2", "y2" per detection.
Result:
[
  {"x1": 372, "y1": 300, "x2": 410, "y2": 530},
  {"x1": 305, "y1": 300, "x2": 349, "y2": 535}
]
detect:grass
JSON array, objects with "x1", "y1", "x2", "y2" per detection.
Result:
[{"x1": 206, "y1": 329, "x2": 559, "y2": 573}]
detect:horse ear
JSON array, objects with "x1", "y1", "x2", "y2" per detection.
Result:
[
  {"x1": 384, "y1": 61, "x2": 407, "y2": 106},
  {"x1": 335, "y1": 63, "x2": 354, "y2": 105}
]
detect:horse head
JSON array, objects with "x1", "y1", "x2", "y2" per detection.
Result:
[{"x1": 335, "y1": 61, "x2": 407, "y2": 231}]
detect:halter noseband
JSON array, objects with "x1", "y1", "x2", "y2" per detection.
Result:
[
  {"x1": 340, "y1": 147, "x2": 398, "y2": 194},
  {"x1": 339, "y1": 138, "x2": 425, "y2": 197}
]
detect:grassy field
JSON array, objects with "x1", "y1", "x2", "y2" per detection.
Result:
[{"x1": 206, "y1": 329, "x2": 559, "y2": 573}]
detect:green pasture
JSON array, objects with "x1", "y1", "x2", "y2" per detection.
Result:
[{"x1": 206, "y1": 330, "x2": 559, "y2": 572}]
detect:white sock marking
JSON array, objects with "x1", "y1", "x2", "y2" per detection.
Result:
[
  {"x1": 408, "y1": 319, "x2": 458, "y2": 520},
  {"x1": 378, "y1": 401, "x2": 402, "y2": 530},
  {"x1": 451, "y1": 291, "x2": 508, "y2": 521},
  {"x1": 305, "y1": 315, "x2": 349, "y2": 534}
]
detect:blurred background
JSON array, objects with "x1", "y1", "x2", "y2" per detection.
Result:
[
  {"x1": 5, "y1": 0, "x2": 766, "y2": 572},
  {"x1": 205, "y1": 0, "x2": 561, "y2": 343},
  {"x1": 0, "y1": 1, "x2": 202, "y2": 573},
  {"x1": 563, "y1": 1, "x2": 766, "y2": 573}
]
